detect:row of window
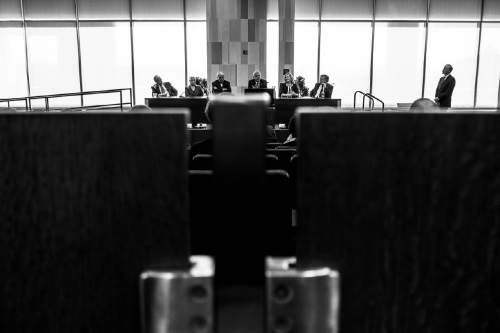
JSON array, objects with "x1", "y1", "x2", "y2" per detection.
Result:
[
  {"x1": 3, "y1": 0, "x2": 500, "y2": 21},
  {"x1": 288, "y1": 0, "x2": 500, "y2": 21},
  {"x1": 0, "y1": 22, "x2": 207, "y2": 107},
  {"x1": 0, "y1": 0, "x2": 206, "y2": 20},
  {"x1": 276, "y1": 22, "x2": 499, "y2": 107},
  {"x1": 2, "y1": 21, "x2": 499, "y2": 108}
]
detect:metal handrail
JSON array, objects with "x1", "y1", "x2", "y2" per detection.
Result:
[
  {"x1": 0, "y1": 88, "x2": 132, "y2": 112},
  {"x1": 353, "y1": 91, "x2": 367, "y2": 109},
  {"x1": 362, "y1": 94, "x2": 375, "y2": 111},
  {"x1": 365, "y1": 93, "x2": 385, "y2": 111},
  {"x1": 354, "y1": 91, "x2": 385, "y2": 111},
  {"x1": 354, "y1": 90, "x2": 375, "y2": 111},
  {"x1": 0, "y1": 97, "x2": 29, "y2": 110}
]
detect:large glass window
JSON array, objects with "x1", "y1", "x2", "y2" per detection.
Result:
[
  {"x1": 79, "y1": 22, "x2": 132, "y2": 107},
  {"x1": 26, "y1": 22, "x2": 81, "y2": 107},
  {"x1": 484, "y1": 0, "x2": 500, "y2": 21},
  {"x1": 425, "y1": 23, "x2": 479, "y2": 107},
  {"x1": 294, "y1": 22, "x2": 318, "y2": 88},
  {"x1": 133, "y1": 22, "x2": 185, "y2": 104},
  {"x1": 319, "y1": 22, "x2": 372, "y2": 106},
  {"x1": 132, "y1": 0, "x2": 184, "y2": 20},
  {"x1": 186, "y1": 22, "x2": 208, "y2": 82},
  {"x1": 322, "y1": 0, "x2": 373, "y2": 20},
  {"x1": 476, "y1": 24, "x2": 500, "y2": 108},
  {"x1": 0, "y1": 0, "x2": 22, "y2": 20},
  {"x1": 186, "y1": 0, "x2": 207, "y2": 20},
  {"x1": 375, "y1": 0, "x2": 427, "y2": 20},
  {"x1": 78, "y1": 0, "x2": 130, "y2": 20},
  {"x1": 295, "y1": 0, "x2": 319, "y2": 20},
  {"x1": 429, "y1": 0, "x2": 482, "y2": 21},
  {"x1": 0, "y1": 23, "x2": 28, "y2": 102},
  {"x1": 266, "y1": 21, "x2": 279, "y2": 91},
  {"x1": 373, "y1": 22, "x2": 425, "y2": 107},
  {"x1": 23, "y1": 0, "x2": 76, "y2": 20}
]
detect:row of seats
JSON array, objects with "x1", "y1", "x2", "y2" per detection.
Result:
[
  {"x1": 1, "y1": 101, "x2": 498, "y2": 332},
  {"x1": 190, "y1": 148, "x2": 297, "y2": 172}
]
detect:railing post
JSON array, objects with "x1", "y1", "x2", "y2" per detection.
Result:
[
  {"x1": 120, "y1": 90, "x2": 123, "y2": 112},
  {"x1": 45, "y1": 97, "x2": 49, "y2": 112}
]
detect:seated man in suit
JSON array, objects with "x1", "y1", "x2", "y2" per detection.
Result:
[
  {"x1": 248, "y1": 71, "x2": 268, "y2": 89},
  {"x1": 185, "y1": 76, "x2": 205, "y2": 97},
  {"x1": 310, "y1": 74, "x2": 334, "y2": 99},
  {"x1": 434, "y1": 64, "x2": 456, "y2": 108},
  {"x1": 196, "y1": 77, "x2": 209, "y2": 96},
  {"x1": 295, "y1": 76, "x2": 309, "y2": 97},
  {"x1": 151, "y1": 75, "x2": 178, "y2": 97},
  {"x1": 211, "y1": 72, "x2": 232, "y2": 94},
  {"x1": 279, "y1": 72, "x2": 299, "y2": 98}
]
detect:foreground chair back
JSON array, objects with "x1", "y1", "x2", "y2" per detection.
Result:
[
  {"x1": 296, "y1": 110, "x2": 500, "y2": 332},
  {"x1": 0, "y1": 112, "x2": 190, "y2": 332}
]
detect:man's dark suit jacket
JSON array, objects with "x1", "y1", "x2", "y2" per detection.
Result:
[
  {"x1": 151, "y1": 82, "x2": 178, "y2": 97},
  {"x1": 310, "y1": 83, "x2": 334, "y2": 99},
  {"x1": 211, "y1": 80, "x2": 232, "y2": 94},
  {"x1": 435, "y1": 75, "x2": 456, "y2": 108},
  {"x1": 185, "y1": 85, "x2": 205, "y2": 97},
  {"x1": 248, "y1": 79, "x2": 268, "y2": 89},
  {"x1": 279, "y1": 83, "x2": 299, "y2": 97}
]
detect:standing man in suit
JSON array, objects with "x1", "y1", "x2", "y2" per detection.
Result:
[
  {"x1": 211, "y1": 72, "x2": 232, "y2": 94},
  {"x1": 248, "y1": 71, "x2": 268, "y2": 89},
  {"x1": 434, "y1": 64, "x2": 456, "y2": 108},
  {"x1": 151, "y1": 75, "x2": 178, "y2": 97},
  {"x1": 310, "y1": 74, "x2": 334, "y2": 99}
]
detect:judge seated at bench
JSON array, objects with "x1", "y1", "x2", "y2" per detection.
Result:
[
  {"x1": 295, "y1": 75, "x2": 309, "y2": 97},
  {"x1": 185, "y1": 76, "x2": 205, "y2": 97},
  {"x1": 151, "y1": 75, "x2": 178, "y2": 97},
  {"x1": 248, "y1": 71, "x2": 268, "y2": 89},
  {"x1": 310, "y1": 74, "x2": 334, "y2": 99},
  {"x1": 211, "y1": 72, "x2": 232, "y2": 94},
  {"x1": 279, "y1": 72, "x2": 299, "y2": 98},
  {"x1": 196, "y1": 77, "x2": 209, "y2": 96}
]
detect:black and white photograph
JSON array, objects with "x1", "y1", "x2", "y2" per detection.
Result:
[{"x1": 1, "y1": 0, "x2": 499, "y2": 332}]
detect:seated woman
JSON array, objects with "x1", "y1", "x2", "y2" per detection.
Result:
[
  {"x1": 295, "y1": 76, "x2": 309, "y2": 97},
  {"x1": 185, "y1": 76, "x2": 205, "y2": 97},
  {"x1": 278, "y1": 72, "x2": 299, "y2": 98}
]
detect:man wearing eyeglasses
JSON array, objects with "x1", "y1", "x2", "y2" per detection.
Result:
[{"x1": 211, "y1": 72, "x2": 232, "y2": 95}]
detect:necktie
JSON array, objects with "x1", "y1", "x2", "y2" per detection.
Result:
[
  {"x1": 438, "y1": 77, "x2": 445, "y2": 91},
  {"x1": 287, "y1": 85, "x2": 291, "y2": 94},
  {"x1": 159, "y1": 84, "x2": 165, "y2": 94},
  {"x1": 316, "y1": 84, "x2": 324, "y2": 98}
]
